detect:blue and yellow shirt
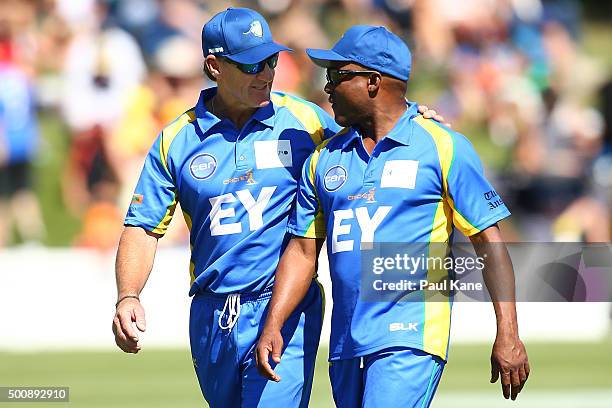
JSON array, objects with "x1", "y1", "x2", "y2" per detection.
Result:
[
  {"x1": 288, "y1": 103, "x2": 510, "y2": 361},
  {"x1": 125, "y1": 87, "x2": 340, "y2": 295}
]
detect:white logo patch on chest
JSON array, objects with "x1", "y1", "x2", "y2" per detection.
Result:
[
  {"x1": 254, "y1": 140, "x2": 292, "y2": 169},
  {"x1": 380, "y1": 160, "x2": 419, "y2": 189}
]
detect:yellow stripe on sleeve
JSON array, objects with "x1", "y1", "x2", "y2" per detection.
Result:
[
  {"x1": 159, "y1": 109, "x2": 197, "y2": 177},
  {"x1": 152, "y1": 110, "x2": 196, "y2": 236},
  {"x1": 182, "y1": 209, "x2": 193, "y2": 231},
  {"x1": 414, "y1": 116, "x2": 479, "y2": 235},
  {"x1": 414, "y1": 116, "x2": 456, "y2": 360},
  {"x1": 189, "y1": 252, "x2": 196, "y2": 286},
  {"x1": 271, "y1": 93, "x2": 326, "y2": 146},
  {"x1": 422, "y1": 200, "x2": 453, "y2": 360},
  {"x1": 151, "y1": 196, "x2": 177, "y2": 235},
  {"x1": 301, "y1": 130, "x2": 348, "y2": 238}
]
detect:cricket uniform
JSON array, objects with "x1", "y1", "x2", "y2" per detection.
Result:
[
  {"x1": 125, "y1": 87, "x2": 339, "y2": 407},
  {"x1": 288, "y1": 103, "x2": 510, "y2": 407}
]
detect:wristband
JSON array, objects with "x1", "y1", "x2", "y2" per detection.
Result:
[{"x1": 115, "y1": 295, "x2": 140, "y2": 308}]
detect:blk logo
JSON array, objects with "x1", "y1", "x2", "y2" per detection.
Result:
[{"x1": 389, "y1": 322, "x2": 418, "y2": 332}]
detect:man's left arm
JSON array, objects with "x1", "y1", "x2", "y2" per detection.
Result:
[
  {"x1": 470, "y1": 224, "x2": 530, "y2": 401},
  {"x1": 440, "y1": 128, "x2": 529, "y2": 400}
]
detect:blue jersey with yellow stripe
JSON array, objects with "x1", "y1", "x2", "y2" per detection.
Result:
[
  {"x1": 288, "y1": 103, "x2": 510, "y2": 361},
  {"x1": 125, "y1": 87, "x2": 340, "y2": 295}
]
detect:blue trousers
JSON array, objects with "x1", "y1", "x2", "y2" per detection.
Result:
[
  {"x1": 190, "y1": 281, "x2": 323, "y2": 407},
  {"x1": 329, "y1": 346, "x2": 445, "y2": 408}
]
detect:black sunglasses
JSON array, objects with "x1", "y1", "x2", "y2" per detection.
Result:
[
  {"x1": 223, "y1": 53, "x2": 279, "y2": 74},
  {"x1": 326, "y1": 68, "x2": 379, "y2": 86}
]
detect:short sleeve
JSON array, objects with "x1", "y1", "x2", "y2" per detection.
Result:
[
  {"x1": 124, "y1": 133, "x2": 178, "y2": 236},
  {"x1": 445, "y1": 133, "x2": 510, "y2": 236},
  {"x1": 287, "y1": 152, "x2": 326, "y2": 239}
]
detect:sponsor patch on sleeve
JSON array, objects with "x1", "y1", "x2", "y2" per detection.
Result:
[{"x1": 131, "y1": 194, "x2": 144, "y2": 205}]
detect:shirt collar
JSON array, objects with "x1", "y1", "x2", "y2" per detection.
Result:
[
  {"x1": 194, "y1": 87, "x2": 221, "y2": 134},
  {"x1": 385, "y1": 101, "x2": 420, "y2": 146},
  {"x1": 251, "y1": 98, "x2": 275, "y2": 128},
  {"x1": 341, "y1": 101, "x2": 420, "y2": 149},
  {"x1": 195, "y1": 87, "x2": 276, "y2": 135},
  {"x1": 340, "y1": 127, "x2": 362, "y2": 149}
]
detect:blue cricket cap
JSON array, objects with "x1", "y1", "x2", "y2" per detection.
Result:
[
  {"x1": 306, "y1": 25, "x2": 411, "y2": 81},
  {"x1": 202, "y1": 7, "x2": 291, "y2": 64}
]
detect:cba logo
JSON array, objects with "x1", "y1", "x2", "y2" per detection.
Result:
[
  {"x1": 324, "y1": 165, "x2": 347, "y2": 192},
  {"x1": 190, "y1": 153, "x2": 217, "y2": 180}
]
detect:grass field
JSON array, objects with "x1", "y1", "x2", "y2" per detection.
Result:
[{"x1": 1, "y1": 339, "x2": 611, "y2": 407}]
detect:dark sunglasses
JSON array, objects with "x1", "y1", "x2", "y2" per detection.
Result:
[
  {"x1": 326, "y1": 68, "x2": 378, "y2": 86},
  {"x1": 224, "y1": 53, "x2": 279, "y2": 74}
]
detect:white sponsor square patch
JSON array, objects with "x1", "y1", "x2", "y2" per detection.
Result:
[
  {"x1": 254, "y1": 140, "x2": 293, "y2": 169},
  {"x1": 380, "y1": 160, "x2": 419, "y2": 189}
]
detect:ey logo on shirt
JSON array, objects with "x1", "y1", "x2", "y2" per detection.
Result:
[
  {"x1": 331, "y1": 206, "x2": 391, "y2": 253},
  {"x1": 208, "y1": 187, "x2": 277, "y2": 236}
]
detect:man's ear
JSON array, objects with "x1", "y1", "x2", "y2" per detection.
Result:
[
  {"x1": 204, "y1": 55, "x2": 222, "y2": 81},
  {"x1": 367, "y1": 72, "x2": 382, "y2": 95}
]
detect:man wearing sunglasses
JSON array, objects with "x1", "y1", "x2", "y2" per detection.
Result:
[
  {"x1": 112, "y1": 7, "x2": 447, "y2": 407},
  {"x1": 256, "y1": 25, "x2": 529, "y2": 407}
]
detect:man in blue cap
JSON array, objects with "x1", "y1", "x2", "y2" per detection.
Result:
[
  {"x1": 111, "y1": 7, "x2": 337, "y2": 407},
  {"x1": 112, "y1": 7, "x2": 446, "y2": 406},
  {"x1": 256, "y1": 26, "x2": 530, "y2": 407}
]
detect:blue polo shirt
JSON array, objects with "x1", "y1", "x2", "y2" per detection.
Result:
[
  {"x1": 125, "y1": 87, "x2": 340, "y2": 295},
  {"x1": 288, "y1": 103, "x2": 510, "y2": 361}
]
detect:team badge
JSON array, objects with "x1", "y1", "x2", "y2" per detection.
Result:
[
  {"x1": 324, "y1": 165, "x2": 348, "y2": 192},
  {"x1": 189, "y1": 153, "x2": 217, "y2": 180},
  {"x1": 243, "y1": 21, "x2": 263, "y2": 38}
]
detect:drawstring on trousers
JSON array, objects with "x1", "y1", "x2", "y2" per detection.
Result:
[{"x1": 218, "y1": 293, "x2": 241, "y2": 332}]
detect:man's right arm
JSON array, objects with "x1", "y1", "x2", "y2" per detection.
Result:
[
  {"x1": 255, "y1": 235, "x2": 323, "y2": 381},
  {"x1": 112, "y1": 226, "x2": 160, "y2": 353}
]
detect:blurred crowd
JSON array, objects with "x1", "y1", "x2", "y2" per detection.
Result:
[{"x1": 0, "y1": 0, "x2": 610, "y2": 250}]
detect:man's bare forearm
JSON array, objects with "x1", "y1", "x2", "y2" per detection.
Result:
[
  {"x1": 472, "y1": 224, "x2": 529, "y2": 399},
  {"x1": 470, "y1": 225, "x2": 519, "y2": 335},
  {"x1": 264, "y1": 237, "x2": 323, "y2": 331},
  {"x1": 115, "y1": 226, "x2": 159, "y2": 298}
]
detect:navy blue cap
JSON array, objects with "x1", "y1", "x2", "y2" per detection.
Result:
[
  {"x1": 306, "y1": 25, "x2": 411, "y2": 81},
  {"x1": 202, "y1": 8, "x2": 291, "y2": 64}
]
